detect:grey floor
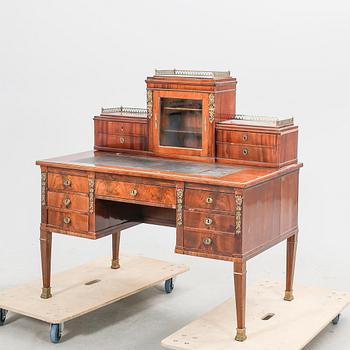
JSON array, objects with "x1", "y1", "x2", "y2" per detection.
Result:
[{"x1": 0, "y1": 224, "x2": 349, "y2": 350}]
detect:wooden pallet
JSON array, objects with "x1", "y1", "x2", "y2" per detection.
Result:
[
  {"x1": 161, "y1": 281, "x2": 350, "y2": 350},
  {"x1": 0, "y1": 254, "x2": 188, "y2": 328}
]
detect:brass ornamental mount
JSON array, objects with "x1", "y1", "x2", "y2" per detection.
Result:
[
  {"x1": 41, "y1": 172, "x2": 47, "y2": 207},
  {"x1": 208, "y1": 93, "x2": 215, "y2": 123},
  {"x1": 119, "y1": 137, "x2": 125, "y2": 144},
  {"x1": 101, "y1": 106, "x2": 147, "y2": 117},
  {"x1": 88, "y1": 178, "x2": 95, "y2": 214},
  {"x1": 176, "y1": 188, "x2": 184, "y2": 226},
  {"x1": 63, "y1": 198, "x2": 71, "y2": 208},
  {"x1": 235, "y1": 194, "x2": 243, "y2": 235},
  {"x1": 63, "y1": 216, "x2": 71, "y2": 224},
  {"x1": 63, "y1": 179, "x2": 71, "y2": 187},
  {"x1": 154, "y1": 69, "x2": 231, "y2": 79}
]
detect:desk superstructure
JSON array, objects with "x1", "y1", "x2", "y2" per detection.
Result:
[{"x1": 37, "y1": 69, "x2": 302, "y2": 342}]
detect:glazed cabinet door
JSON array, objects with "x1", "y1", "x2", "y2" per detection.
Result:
[{"x1": 150, "y1": 90, "x2": 213, "y2": 159}]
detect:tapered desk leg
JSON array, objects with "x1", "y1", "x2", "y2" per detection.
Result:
[
  {"x1": 111, "y1": 230, "x2": 121, "y2": 269},
  {"x1": 284, "y1": 233, "x2": 298, "y2": 301},
  {"x1": 234, "y1": 260, "x2": 247, "y2": 342},
  {"x1": 40, "y1": 229, "x2": 52, "y2": 299}
]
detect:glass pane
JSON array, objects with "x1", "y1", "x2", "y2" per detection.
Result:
[{"x1": 159, "y1": 98, "x2": 202, "y2": 149}]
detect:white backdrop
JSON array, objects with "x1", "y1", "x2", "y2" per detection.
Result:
[{"x1": 1, "y1": 1, "x2": 349, "y2": 349}]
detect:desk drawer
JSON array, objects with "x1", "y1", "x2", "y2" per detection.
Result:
[
  {"x1": 95, "y1": 180, "x2": 176, "y2": 207},
  {"x1": 95, "y1": 120, "x2": 147, "y2": 136},
  {"x1": 185, "y1": 189, "x2": 234, "y2": 213},
  {"x1": 47, "y1": 209, "x2": 89, "y2": 232},
  {"x1": 184, "y1": 210, "x2": 235, "y2": 233},
  {"x1": 216, "y1": 129, "x2": 277, "y2": 146},
  {"x1": 95, "y1": 133, "x2": 147, "y2": 150},
  {"x1": 47, "y1": 191, "x2": 89, "y2": 212},
  {"x1": 216, "y1": 143, "x2": 277, "y2": 164},
  {"x1": 184, "y1": 229, "x2": 237, "y2": 257},
  {"x1": 48, "y1": 173, "x2": 88, "y2": 193}
]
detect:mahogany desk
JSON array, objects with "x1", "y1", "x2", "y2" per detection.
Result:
[{"x1": 36, "y1": 150, "x2": 301, "y2": 342}]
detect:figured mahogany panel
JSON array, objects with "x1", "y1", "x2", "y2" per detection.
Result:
[
  {"x1": 47, "y1": 191, "x2": 89, "y2": 212},
  {"x1": 279, "y1": 129, "x2": 298, "y2": 165},
  {"x1": 183, "y1": 228, "x2": 239, "y2": 258},
  {"x1": 185, "y1": 188, "x2": 235, "y2": 213},
  {"x1": 47, "y1": 209, "x2": 89, "y2": 232},
  {"x1": 95, "y1": 179, "x2": 176, "y2": 208},
  {"x1": 48, "y1": 173, "x2": 88, "y2": 193},
  {"x1": 184, "y1": 210, "x2": 235, "y2": 233}
]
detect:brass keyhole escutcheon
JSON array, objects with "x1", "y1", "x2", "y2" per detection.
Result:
[
  {"x1": 242, "y1": 134, "x2": 248, "y2": 142},
  {"x1": 63, "y1": 179, "x2": 71, "y2": 187},
  {"x1": 203, "y1": 237, "x2": 213, "y2": 246},
  {"x1": 120, "y1": 137, "x2": 125, "y2": 144},
  {"x1": 242, "y1": 148, "x2": 248, "y2": 156},
  {"x1": 206, "y1": 197, "x2": 213, "y2": 204},
  {"x1": 130, "y1": 189, "x2": 138, "y2": 197},
  {"x1": 205, "y1": 218, "x2": 213, "y2": 225},
  {"x1": 63, "y1": 216, "x2": 71, "y2": 224},
  {"x1": 63, "y1": 198, "x2": 71, "y2": 208}
]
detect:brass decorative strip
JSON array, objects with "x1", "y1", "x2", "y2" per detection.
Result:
[
  {"x1": 101, "y1": 106, "x2": 147, "y2": 117},
  {"x1": 147, "y1": 89, "x2": 153, "y2": 119},
  {"x1": 176, "y1": 188, "x2": 184, "y2": 226},
  {"x1": 208, "y1": 93, "x2": 215, "y2": 123},
  {"x1": 235, "y1": 194, "x2": 243, "y2": 235},
  {"x1": 41, "y1": 172, "x2": 47, "y2": 206},
  {"x1": 88, "y1": 178, "x2": 95, "y2": 214},
  {"x1": 155, "y1": 69, "x2": 231, "y2": 79}
]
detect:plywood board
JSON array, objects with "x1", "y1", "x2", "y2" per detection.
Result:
[
  {"x1": 162, "y1": 281, "x2": 350, "y2": 350},
  {"x1": 0, "y1": 255, "x2": 188, "y2": 324}
]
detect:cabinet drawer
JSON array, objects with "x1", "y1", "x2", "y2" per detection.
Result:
[
  {"x1": 47, "y1": 209, "x2": 89, "y2": 232},
  {"x1": 216, "y1": 129, "x2": 277, "y2": 146},
  {"x1": 184, "y1": 210, "x2": 235, "y2": 233},
  {"x1": 216, "y1": 143, "x2": 278, "y2": 164},
  {"x1": 95, "y1": 120, "x2": 146, "y2": 136},
  {"x1": 95, "y1": 180, "x2": 176, "y2": 207},
  {"x1": 185, "y1": 189, "x2": 234, "y2": 212},
  {"x1": 48, "y1": 173, "x2": 88, "y2": 193},
  {"x1": 47, "y1": 191, "x2": 89, "y2": 212},
  {"x1": 184, "y1": 229, "x2": 238, "y2": 257},
  {"x1": 95, "y1": 133, "x2": 147, "y2": 150}
]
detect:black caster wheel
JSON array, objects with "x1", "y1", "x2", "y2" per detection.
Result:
[
  {"x1": 0, "y1": 308, "x2": 8, "y2": 326},
  {"x1": 50, "y1": 323, "x2": 62, "y2": 343},
  {"x1": 164, "y1": 278, "x2": 175, "y2": 294},
  {"x1": 332, "y1": 314, "x2": 340, "y2": 325}
]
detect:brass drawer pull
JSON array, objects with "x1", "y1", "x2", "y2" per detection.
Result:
[
  {"x1": 204, "y1": 218, "x2": 213, "y2": 225},
  {"x1": 63, "y1": 198, "x2": 71, "y2": 207},
  {"x1": 63, "y1": 216, "x2": 71, "y2": 224},
  {"x1": 206, "y1": 197, "x2": 213, "y2": 204},
  {"x1": 130, "y1": 189, "x2": 138, "y2": 197},
  {"x1": 120, "y1": 137, "x2": 125, "y2": 144},
  {"x1": 203, "y1": 237, "x2": 213, "y2": 246},
  {"x1": 242, "y1": 134, "x2": 248, "y2": 142},
  {"x1": 63, "y1": 179, "x2": 71, "y2": 187},
  {"x1": 242, "y1": 148, "x2": 248, "y2": 156}
]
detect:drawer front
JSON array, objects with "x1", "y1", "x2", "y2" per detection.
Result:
[
  {"x1": 184, "y1": 229, "x2": 238, "y2": 257},
  {"x1": 216, "y1": 143, "x2": 278, "y2": 164},
  {"x1": 95, "y1": 120, "x2": 146, "y2": 136},
  {"x1": 48, "y1": 173, "x2": 88, "y2": 193},
  {"x1": 95, "y1": 133, "x2": 147, "y2": 150},
  {"x1": 216, "y1": 129, "x2": 277, "y2": 146},
  {"x1": 95, "y1": 180, "x2": 176, "y2": 207},
  {"x1": 184, "y1": 210, "x2": 235, "y2": 233},
  {"x1": 47, "y1": 209, "x2": 89, "y2": 232},
  {"x1": 185, "y1": 189, "x2": 234, "y2": 212},
  {"x1": 47, "y1": 191, "x2": 89, "y2": 212}
]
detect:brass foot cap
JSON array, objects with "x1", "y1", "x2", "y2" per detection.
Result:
[
  {"x1": 40, "y1": 287, "x2": 52, "y2": 299},
  {"x1": 111, "y1": 260, "x2": 120, "y2": 269},
  {"x1": 235, "y1": 328, "x2": 247, "y2": 342},
  {"x1": 284, "y1": 290, "x2": 294, "y2": 301}
]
